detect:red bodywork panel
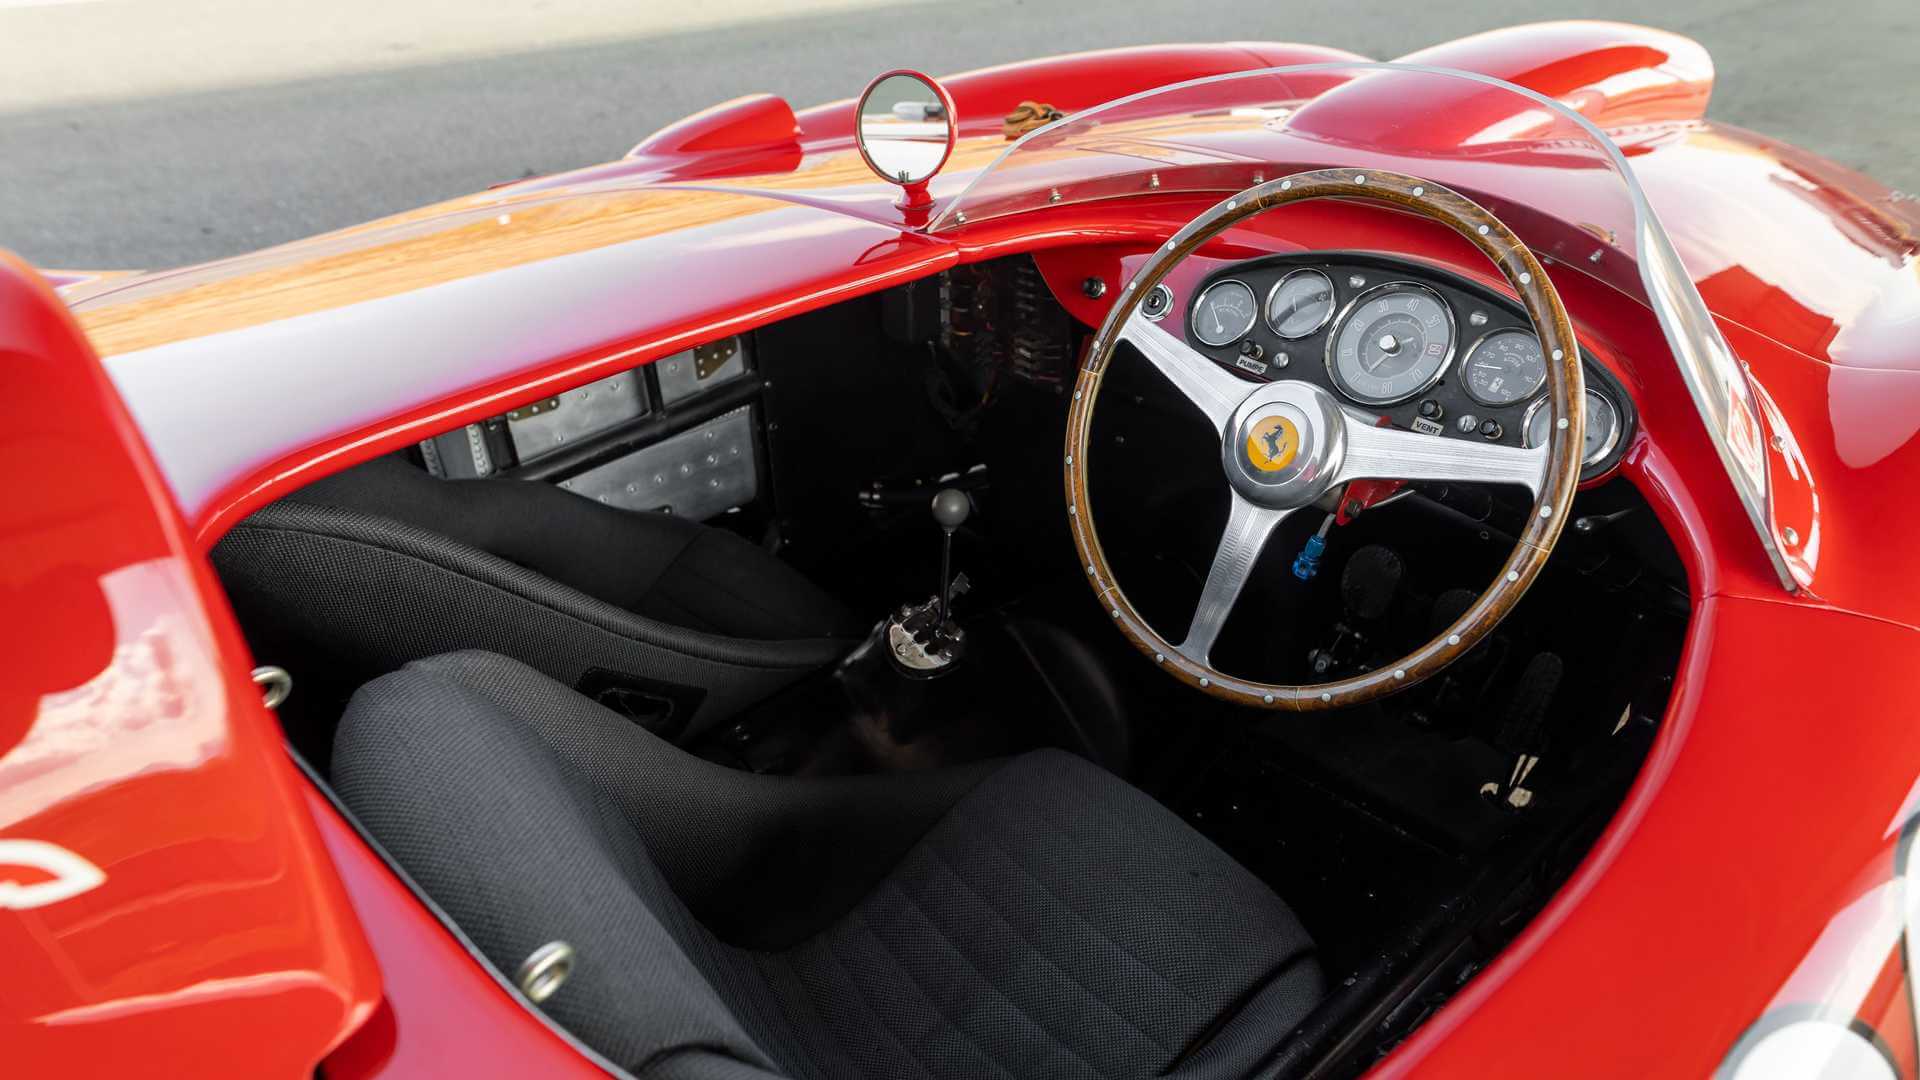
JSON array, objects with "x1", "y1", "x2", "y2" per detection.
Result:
[
  {"x1": 0, "y1": 255, "x2": 380, "y2": 1075},
  {"x1": 12, "y1": 20, "x2": 1920, "y2": 1078}
]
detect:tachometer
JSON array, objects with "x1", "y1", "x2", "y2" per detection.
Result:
[
  {"x1": 1190, "y1": 279, "x2": 1257, "y2": 347},
  {"x1": 1463, "y1": 328, "x2": 1547, "y2": 406},
  {"x1": 1326, "y1": 282, "x2": 1455, "y2": 405},
  {"x1": 1526, "y1": 389, "x2": 1620, "y2": 467},
  {"x1": 1265, "y1": 269, "x2": 1336, "y2": 339}
]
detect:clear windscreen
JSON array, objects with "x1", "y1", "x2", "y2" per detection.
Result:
[{"x1": 931, "y1": 63, "x2": 1803, "y2": 591}]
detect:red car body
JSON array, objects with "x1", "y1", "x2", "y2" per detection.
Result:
[{"x1": 6, "y1": 19, "x2": 1920, "y2": 1078}]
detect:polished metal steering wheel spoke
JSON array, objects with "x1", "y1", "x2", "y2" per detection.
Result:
[
  {"x1": 1175, "y1": 495, "x2": 1292, "y2": 666},
  {"x1": 1117, "y1": 313, "x2": 1254, "y2": 433},
  {"x1": 1339, "y1": 418, "x2": 1550, "y2": 496}
]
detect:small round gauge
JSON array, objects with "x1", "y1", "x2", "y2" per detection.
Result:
[
  {"x1": 1326, "y1": 282, "x2": 1456, "y2": 405},
  {"x1": 1265, "y1": 269, "x2": 1336, "y2": 339},
  {"x1": 1463, "y1": 328, "x2": 1548, "y2": 406},
  {"x1": 1526, "y1": 389, "x2": 1621, "y2": 467},
  {"x1": 1190, "y1": 279, "x2": 1257, "y2": 347}
]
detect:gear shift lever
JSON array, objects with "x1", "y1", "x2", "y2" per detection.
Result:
[{"x1": 931, "y1": 488, "x2": 970, "y2": 622}]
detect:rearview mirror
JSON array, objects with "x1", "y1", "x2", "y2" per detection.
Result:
[{"x1": 856, "y1": 70, "x2": 955, "y2": 208}]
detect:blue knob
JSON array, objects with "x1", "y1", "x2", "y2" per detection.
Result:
[{"x1": 1292, "y1": 534, "x2": 1327, "y2": 581}]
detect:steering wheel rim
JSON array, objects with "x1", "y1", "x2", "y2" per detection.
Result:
[{"x1": 1067, "y1": 168, "x2": 1584, "y2": 711}]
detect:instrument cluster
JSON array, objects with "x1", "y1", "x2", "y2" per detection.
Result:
[{"x1": 1171, "y1": 253, "x2": 1632, "y2": 479}]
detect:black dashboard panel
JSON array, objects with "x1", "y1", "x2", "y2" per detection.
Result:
[{"x1": 1173, "y1": 252, "x2": 1634, "y2": 482}]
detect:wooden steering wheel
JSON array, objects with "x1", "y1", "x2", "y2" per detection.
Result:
[{"x1": 1066, "y1": 169, "x2": 1584, "y2": 711}]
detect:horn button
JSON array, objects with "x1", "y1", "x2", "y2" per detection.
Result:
[{"x1": 1223, "y1": 381, "x2": 1349, "y2": 508}]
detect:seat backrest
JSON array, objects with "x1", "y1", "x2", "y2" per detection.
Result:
[
  {"x1": 334, "y1": 654, "x2": 789, "y2": 1078},
  {"x1": 333, "y1": 651, "x2": 998, "y2": 1077},
  {"x1": 212, "y1": 493, "x2": 846, "y2": 760}
]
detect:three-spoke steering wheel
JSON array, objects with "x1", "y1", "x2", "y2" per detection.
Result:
[{"x1": 1067, "y1": 169, "x2": 1585, "y2": 710}]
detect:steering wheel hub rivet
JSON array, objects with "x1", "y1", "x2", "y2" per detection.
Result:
[
  {"x1": 1507, "y1": 571, "x2": 1520, "y2": 582},
  {"x1": 1518, "y1": 272, "x2": 1532, "y2": 285},
  {"x1": 1155, "y1": 653, "x2": 1165, "y2": 663},
  {"x1": 1199, "y1": 677, "x2": 1210, "y2": 688},
  {"x1": 1281, "y1": 180, "x2": 1292, "y2": 190},
  {"x1": 1558, "y1": 418, "x2": 1569, "y2": 430},
  {"x1": 1412, "y1": 186, "x2": 1424, "y2": 196},
  {"x1": 1320, "y1": 692, "x2": 1332, "y2": 703},
  {"x1": 1551, "y1": 349, "x2": 1565, "y2": 361},
  {"x1": 1354, "y1": 174, "x2": 1366, "y2": 184},
  {"x1": 1448, "y1": 634, "x2": 1461, "y2": 646},
  {"x1": 1111, "y1": 608, "x2": 1120, "y2": 618},
  {"x1": 1394, "y1": 669, "x2": 1406, "y2": 680},
  {"x1": 1263, "y1": 693, "x2": 1275, "y2": 704}
]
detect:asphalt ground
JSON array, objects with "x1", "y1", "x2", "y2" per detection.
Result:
[{"x1": 2, "y1": 0, "x2": 1914, "y2": 269}]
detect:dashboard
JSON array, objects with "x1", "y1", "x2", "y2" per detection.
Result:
[{"x1": 1164, "y1": 253, "x2": 1634, "y2": 482}]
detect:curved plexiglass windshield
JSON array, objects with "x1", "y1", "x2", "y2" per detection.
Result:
[{"x1": 932, "y1": 64, "x2": 1805, "y2": 592}]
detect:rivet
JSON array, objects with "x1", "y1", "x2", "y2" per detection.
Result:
[
  {"x1": 1540, "y1": 506, "x2": 1553, "y2": 518},
  {"x1": 1281, "y1": 180, "x2": 1292, "y2": 190},
  {"x1": 1155, "y1": 653, "x2": 1165, "y2": 663},
  {"x1": 1253, "y1": 172, "x2": 1265, "y2": 183},
  {"x1": 1199, "y1": 677, "x2": 1210, "y2": 687},
  {"x1": 1394, "y1": 669, "x2": 1405, "y2": 680},
  {"x1": 1411, "y1": 186, "x2": 1425, "y2": 197},
  {"x1": 1354, "y1": 174, "x2": 1367, "y2": 184},
  {"x1": 1477, "y1": 224, "x2": 1490, "y2": 235},
  {"x1": 1320, "y1": 692, "x2": 1332, "y2": 702},
  {"x1": 1518, "y1": 272, "x2": 1532, "y2": 285},
  {"x1": 1558, "y1": 417, "x2": 1569, "y2": 430},
  {"x1": 1227, "y1": 199, "x2": 1238, "y2": 209},
  {"x1": 1783, "y1": 526, "x2": 1801, "y2": 546},
  {"x1": 1506, "y1": 570, "x2": 1520, "y2": 582},
  {"x1": 1148, "y1": 173, "x2": 1161, "y2": 189},
  {"x1": 1263, "y1": 693, "x2": 1274, "y2": 704},
  {"x1": 1087, "y1": 564, "x2": 1095, "y2": 575},
  {"x1": 1447, "y1": 633, "x2": 1461, "y2": 646},
  {"x1": 1551, "y1": 349, "x2": 1565, "y2": 361},
  {"x1": 1111, "y1": 608, "x2": 1121, "y2": 618},
  {"x1": 1049, "y1": 188, "x2": 1062, "y2": 203},
  {"x1": 1068, "y1": 505, "x2": 1077, "y2": 515},
  {"x1": 1074, "y1": 390, "x2": 1082, "y2": 400},
  {"x1": 955, "y1": 211, "x2": 967, "y2": 224},
  {"x1": 1066, "y1": 454, "x2": 1074, "y2": 465}
]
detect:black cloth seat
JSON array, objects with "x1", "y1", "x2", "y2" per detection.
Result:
[
  {"x1": 335, "y1": 651, "x2": 1326, "y2": 1080},
  {"x1": 214, "y1": 455, "x2": 863, "y2": 746}
]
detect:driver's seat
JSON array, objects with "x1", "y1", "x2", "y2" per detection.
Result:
[{"x1": 334, "y1": 651, "x2": 1325, "y2": 1079}]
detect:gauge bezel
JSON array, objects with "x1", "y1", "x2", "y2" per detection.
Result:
[
  {"x1": 1525, "y1": 388, "x2": 1620, "y2": 466},
  {"x1": 1189, "y1": 278, "x2": 1258, "y2": 347},
  {"x1": 1263, "y1": 267, "x2": 1337, "y2": 340},
  {"x1": 1323, "y1": 280, "x2": 1458, "y2": 406},
  {"x1": 1461, "y1": 327, "x2": 1548, "y2": 407},
  {"x1": 1141, "y1": 283, "x2": 1175, "y2": 322}
]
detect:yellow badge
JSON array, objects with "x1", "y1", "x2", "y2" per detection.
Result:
[{"x1": 1246, "y1": 416, "x2": 1301, "y2": 472}]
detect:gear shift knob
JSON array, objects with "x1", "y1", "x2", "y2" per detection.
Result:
[{"x1": 931, "y1": 488, "x2": 970, "y2": 533}]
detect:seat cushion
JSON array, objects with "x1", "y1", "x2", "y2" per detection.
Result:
[{"x1": 334, "y1": 651, "x2": 1324, "y2": 1080}]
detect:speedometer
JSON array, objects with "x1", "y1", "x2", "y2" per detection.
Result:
[
  {"x1": 1190, "y1": 280, "x2": 1257, "y2": 347},
  {"x1": 1462, "y1": 328, "x2": 1547, "y2": 405},
  {"x1": 1326, "y1": 282, "x2": 1455, "y2": 405}
]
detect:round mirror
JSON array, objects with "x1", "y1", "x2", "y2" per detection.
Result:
[{"x1": 856, "y1": 71, "x2": 955, "y2": 196}]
